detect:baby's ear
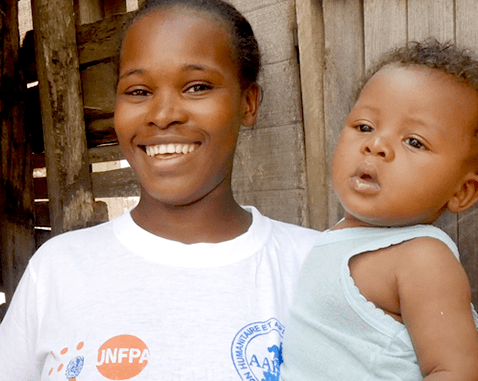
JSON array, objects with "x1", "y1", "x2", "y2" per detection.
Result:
[{"x1": 447, "y1": 171, "x2": 478, "y2": 213}]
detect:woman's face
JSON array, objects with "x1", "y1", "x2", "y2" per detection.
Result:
[{"x1": 115, "y1": 9, "x2": 258, "y2": 208}]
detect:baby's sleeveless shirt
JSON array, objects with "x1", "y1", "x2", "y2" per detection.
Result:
[{"x1": 280, "y1": 224, "x2": 478, "y2": 381}]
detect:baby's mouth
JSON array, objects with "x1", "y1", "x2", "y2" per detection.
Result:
[
  {"x1": 349, "y1": 166, "x2": 380, "y2": 194},
  {"x1": 143, "y1": 143, "x2": 199, "y2": 157}
]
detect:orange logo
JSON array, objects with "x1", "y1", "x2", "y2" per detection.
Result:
[{"x1": 96, "y1": 335, "x2": 149, "y2": 380}]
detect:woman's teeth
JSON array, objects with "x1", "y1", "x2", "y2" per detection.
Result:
[{"x1": 145, "y1": 143, "x2": 196, "y2": 157}]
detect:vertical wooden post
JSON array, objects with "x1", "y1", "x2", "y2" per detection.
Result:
[
  {"x1": 0, "y1": 0, "x2": 36, "y2": 314},
  {"x1": 295, "y1": 0, "x2": 328, "y2": 230},
  {"x1": 456, "y1": 0, "x2": 478, "y2": 307},
  {"x1": 31, "y1": 0, "x2": 95, "y2": 235},
  {"x1": 322, "y1": 0, "x2": 364, "y2": 227}
]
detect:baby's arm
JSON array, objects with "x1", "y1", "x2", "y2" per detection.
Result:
[{"x1": 398, "y1": 237, "x2": 478, "y2": 380}]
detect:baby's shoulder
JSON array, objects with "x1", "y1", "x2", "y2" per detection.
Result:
[{"x1": 391, "y1": 235, "x2": 464, "y2": 284}]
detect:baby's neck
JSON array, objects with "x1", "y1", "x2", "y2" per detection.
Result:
[
  {"x1": 332, "y1": 213, "x2": 436, "y2": 231},
  {"x1": 331, "y1": 219, "x2": 376, "y2": 230}
]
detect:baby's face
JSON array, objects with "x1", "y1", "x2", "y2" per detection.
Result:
[{"x1": 332, "y1": 65, "x2": 478, "y2": 227}]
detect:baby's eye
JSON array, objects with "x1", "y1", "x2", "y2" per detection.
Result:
[
  {"x1": 185, "y1": 84, "x2": 213, "y2": 94},
  {"x1": 357, "y1": 125, "x2": 373, "y2": 133},
  {"x1": 405, "y1": 137, "x2": 424, "y2": 149}
]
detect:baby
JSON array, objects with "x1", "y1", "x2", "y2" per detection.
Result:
[{"x1": 280, "y1": 39, "x2": 478, "y2": 380}]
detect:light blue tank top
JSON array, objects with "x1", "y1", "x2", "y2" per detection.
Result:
[{"x1": 280, "y1": 224, "x2": 478, "y2": 381}]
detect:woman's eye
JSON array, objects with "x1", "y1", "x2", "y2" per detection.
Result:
[
  {"x1": 357, "y1": 125, "x2": 373, "y2": 133},
  {"x1": 185, "y1": 84, "x2": 212, "y2": 94},
  {"x1": 406, "y1": 138, "x2": 424, "y2": 149},
  {"x1": 126, "y1": 89, "x2": 150, "y2": 97}
]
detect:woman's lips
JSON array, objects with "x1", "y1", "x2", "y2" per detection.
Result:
[{"x1": 145, "y1": 143, "x2": 198, "y2": 157}]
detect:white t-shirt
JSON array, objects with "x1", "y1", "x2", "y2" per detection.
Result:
[{"x1": 0, "y1": 206, "x2": 321, "y2": 381}]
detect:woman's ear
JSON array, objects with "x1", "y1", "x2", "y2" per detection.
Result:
[
  {"x1": 241, "y1": 83, "x2": 260, "y2": 127},
  {"x1": 447, "y1": 172, "x2": 478, "y2": 213}
]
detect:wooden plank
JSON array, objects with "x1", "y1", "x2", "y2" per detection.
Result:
[
  {"x1": 294, "y1": 0, "x2": 327, "y2": 230},
  {"x1": 34, "y1": 201, "x2": 50, "y2": 226},
  {"x1": 104, "y1": 0, "x2": 126, "y2": 17},
  {"x1": 32, "y1": 153, "x2": 45, "y2": 169},
  {"x1": 34, "y1": 200, "x2": 109, "y2": 228},
  {"x1": 407, "y1": 0, "x2": 454, "y2": 43},
  {"x1": 36, "y1": 166, "x2": 139, "y2": 199},
  {"x1": 242, "y1": 188, "x2": 308, "y2": 226},
  {"x1": 86, "y1": 117, "x2": 117, "y2": 147},
  {"x1": 455, "y1": 0, "x2": 478, "y2": 307},
  {"x1": 81, "y1": 61, "x2": 117, "y2": 116},
  {"x1": 33, "y1": 177, "x2": 48, "y2": 199},
  {"x1": 0, "y1": 0, "x2": 36, "y2": 311},
  {"x1": 1, "y1": 221, "x2": 35, "y2": 308},
  {"x1": 457, "y1": 207, "x2": 478, "y2": 307},
  {"x1": 73, "y1": 0, "x2": 104, "y2": 25},
  {"x1": 31, "y1": 0, "x2": 95, "y2": 235},
  {"x1": 231, "y1": 0, "x2": 283, "y2": 15},
  {"x1": 76, "y1": 12, "x2": 135, "y2": 65},
  {"x1": 456, "y1": 0, "x2": 478, "y2": 49},
  {"x1": 256, "y1": 59, "x2": 302, "y2": 129},
  {"x1": 232, "y1": 123, "x2": 306, "y2": 192},
  {"x1": 89, "y1": 144, "x2": 124, "y2": 163},
  {"x1": 33, "y1": 144, "x2": 124, "y2": 171},
  {"x1": 243, "y1": 0, "x2": 296, "y2": 65},
  {"x1": 92, "y1": 167, "x2": 140, "y2": 198},
  {"x1": 323, "y1": 0, "x2": 364, "y2": 227},
  {"x1": 35, "y1": 228, "x2": 52, "y2": 250},
  {"x1": 406, "y1": 0, "x2": 458, "y2": 242},
  {"x1": 234, "y1": 188, "x2": 308, "y2": 226},
  {"x1": 363, "y1": 0, "x2": 407, "y2": 70}
]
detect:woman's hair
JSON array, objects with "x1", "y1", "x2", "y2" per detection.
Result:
[
  {"x1": 122, "y1": 0, "x2": 261, "y2": 89},
  {"x1": 357, "y1": 38, "x2": 478, "y2": 100}
]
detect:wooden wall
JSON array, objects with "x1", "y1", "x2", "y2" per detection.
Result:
[
  {"x1": 297, "y1": 0, "x2": 478, "y2": 305},
  {"x1": 0, "y1": 0, "x2": 35, "y2": 314},
  {"x1": 231, "y1": 0, "x2": 309, "y2": 225},
  {"x1": 2, "y1": 0, "x2": 478, "y2": 313},
  {"x1": 31, "y1": 0, "x2": 310, "y2": 232}
]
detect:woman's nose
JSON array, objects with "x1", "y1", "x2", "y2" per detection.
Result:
[
  {"x1": 361, "y1": 135, "x2": 395, "y2": 161},
  {"x1": 146, "y1": 91, "x2": 188, "y2": 129}
]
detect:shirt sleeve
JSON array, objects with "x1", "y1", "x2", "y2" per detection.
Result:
[{"x1": 0, "y1": 265, "x2": 42, "y2": 380}]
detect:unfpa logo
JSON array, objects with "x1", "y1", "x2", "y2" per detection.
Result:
[
  {"x1": 231, "y1": 318, "x2": 285, "y2": 381},
  {"x1": 96, "y1": 335, "x2": 150, "y2": 380}
]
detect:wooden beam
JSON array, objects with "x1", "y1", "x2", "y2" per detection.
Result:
[
  {"x1": 92, "y1": 167, "x2": 139, "y2": 198},
  {"x1": 104, "y1": 0, "x2": 126, "y2": 17},
  {"x1": 0, "y1": 0, "x2": 35, "y2": 311},
  {"x1": 455, "y1": 0, "x2": 478, "y2": 307},
  {"x1": 35, "y1": 167, "x2": 139, "y2": 200},
  {"x1": 31, "y1": 0, "x2": 95, "y2": 235},
  {"x1": 73, "y1": 0, "x2": 104, "y2": 25},
  {"x1": 407, "y1": 0, "x2": 454, "y2": 42},
  {"x1": 35, "y1": 199, "x2": 109, "y2": 228},
  {"x1": 322, "y1": 0, "x2": 364, "y2": 226},
  {"x1": 364, "y1": 0, "x2": 407, "y2": 70},
  {"x1": 295, "y1": 0, "x2": 328, "y2": 230}
]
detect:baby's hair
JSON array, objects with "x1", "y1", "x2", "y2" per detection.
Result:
[
  {"x1": 357, "y1": 38, "x2": 478, "y2": 100},
  {"x1": 357, "y1": 38, "x2": 478, "y2": 169},
  {"x1": 121, "y1": 0, "x2": 261, "y2": 89}
]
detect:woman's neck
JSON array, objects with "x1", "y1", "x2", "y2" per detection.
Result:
[{"x1": 131, "y1": 192, "x2": 252, "y2": 244}]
